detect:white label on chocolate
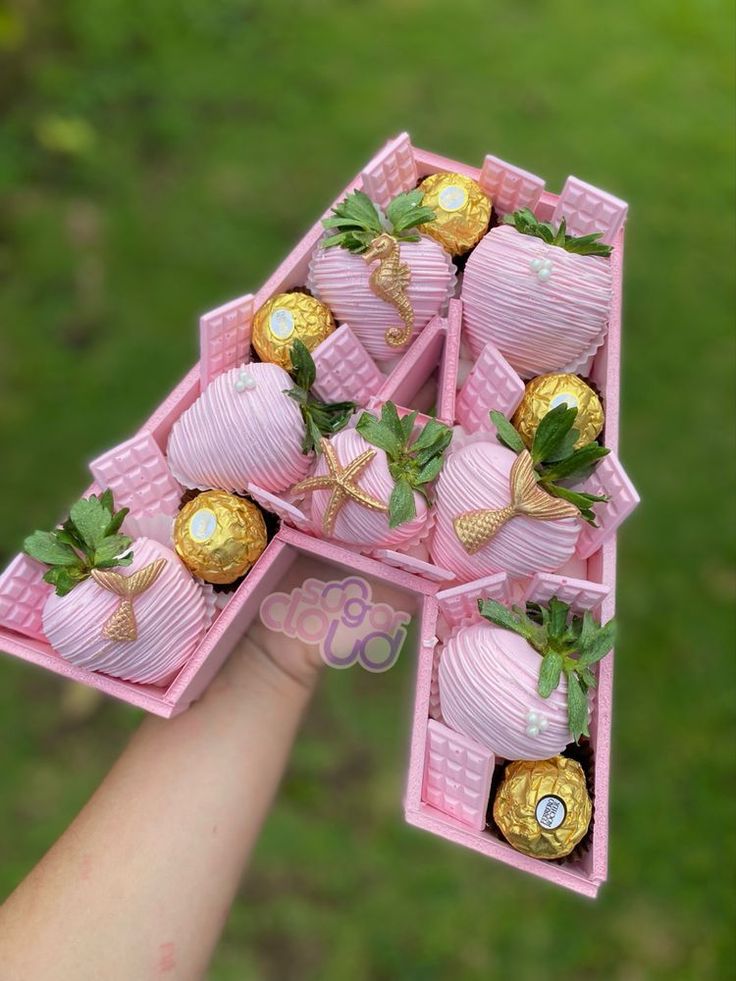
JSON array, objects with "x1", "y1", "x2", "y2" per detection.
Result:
[
  {"x1": 535, "y1": 794, "x2": 566, "y2": 830},
  {"x1": 438, "y1": 185, "x2": 468, "y2": 212},
  {"x1": 550, "y1": 392, "x2": 578, "y2": 411},
  {"x1": 269, "y1": 308, "x2": 295, "y2": 340},
  {"x1": 189, "y1": 508, "x2": 218, "y2": 543}
]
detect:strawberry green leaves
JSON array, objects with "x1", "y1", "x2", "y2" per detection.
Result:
[
  {"x1": 502, "y1": 208, "x2": 613, "y2": 257},
  {"x1": 24, "y1": 490, "x2": 132, "y2": 596},
  {"x1": 538, "y1": 652, "x2": 563, "y2": 698},
  {"x1": 322, "y1": 189, "x2": 436, "y2": 254},
  {"x1": 285, "y1": 340, "x2": 356, "y2": 455},
  {"x1": 490, "y1": 405, "x2": 609, "y2": 525},
  {"x1": 356, "y1": 401, "x2": 453, "y2": 528},
  {"x1": 384, "y1": 190, "x2": 437, "y2": 236},
  {"x1": 491, "y1": 412, "x2": 526, "y2": 455},
  {"x1": 22, "y1": 532, "x2": 80, "y2": 567},
  {"x1": 478, "y1": 596, "x2": 616, "y2": 743}
]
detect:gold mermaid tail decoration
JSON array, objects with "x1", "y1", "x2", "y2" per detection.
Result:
[
  {"x1": 453, "y1": 450, "x2": 579, "y2": 554},
  {"x1": 90, "y1": 558, "x2": 167, "y2": 641},
  {"x1": 363, "y1": 233, "x2": 414, "y2": 348}
]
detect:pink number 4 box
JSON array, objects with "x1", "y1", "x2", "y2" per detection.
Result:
[{"x1": 0, "y1": 134, "x2": 638, "y2": 897}]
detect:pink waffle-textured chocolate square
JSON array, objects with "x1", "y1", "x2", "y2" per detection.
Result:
[
  {"x1": 199, "y1": 293, "x2": 254, "y2": 391},
  {"x1": 522, "y1": 572, "x2": 611, "y2": 612},
  {"x1": 360, "y1": 131, "x2": 418, "y2": 209},
  {"x1": 479, "y1": 154, "x2": 545, "y2": 215},
  {"x1": 576, "y1": 452, "x2": 640, "y2": 559},
  {"x1": 90, "y1": 432, "x2": 183, "y2": 518},
  {"x1": 311, "y1": 324, "x2": 384, "y2": 404},
  {"x1": 436, "y1": 572, "x2": 511, "y2": 629},
  {"x1": 455, "y1": 339, "x2": 525, "y2": 429},
  {"x1": 0, "y1": 554, "x2": 51, "y2": 641},
  {"x1": 422, "y1": 719, "x2": 495, "y2": 832},
  {"x1": 553, "y1": 177, "x2": 628, "y2": 245}
]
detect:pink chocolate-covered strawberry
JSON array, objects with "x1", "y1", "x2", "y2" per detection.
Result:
[
  {"x1": 430, "y1": 402, "x2": 610, "y2": 582},
  {"x1": 291, "y1": 402, "x2": 452, "y2": 551},
  {"x1": 461, "y1": 208, "x2": 613, "y2": 377},
  {"x1": 308, "y1": 189, "x2": 456, "y2": 364},
  {"x1": 24, "y1": 493, "x2": 210, "y2": 686},
  {"x1": 439, "y1": 597, "x2": 614, "y2": 759},
  {"x1": 430, "y1": 441, "x2": 581, "y2": 582},
  {"x1": 167, "y1": 343, "x2": 354, "y2": 495}
]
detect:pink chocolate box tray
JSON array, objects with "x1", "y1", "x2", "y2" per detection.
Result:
[{"x1": 0, "y1": 134, "x2": 638, "y2": 897}]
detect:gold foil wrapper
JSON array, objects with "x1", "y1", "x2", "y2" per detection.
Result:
[
  {"x1": 493, "y1": 756, "x2": 592, "y2": 860},
  {"x1": 418, "y1": 172, "x2": 491, "y2": 255},
  {"x1": 252, "y1": 291, "x2": 335, "y2": 370},
  {"x1": 173, "y1": 491, "x2": 267, "y2": 585},
  {"x1": 512, "y1": 373, "x2": 604, "y2": 449}
]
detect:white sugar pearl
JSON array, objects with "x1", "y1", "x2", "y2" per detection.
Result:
[
  {"x1": 538, "y1": 717, "x2": 549, "y2": 732},
  {"x1": 530, "y1": 258, "x2": 543, "y2": 272},
  {"x1": 234, "y1": 372, "x2": 256, "y2": 393},
  {"x1": 538, "y1": 267, "x2": 551, "y2": 282},
  {"x1": 527, "y1": 724, "x2": 540, "y2": 737}
]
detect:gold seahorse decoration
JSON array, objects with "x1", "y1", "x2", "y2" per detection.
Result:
[
  {"x1": 453, "y1": 450, "x2": 580, "y2": 554},
  {"x1": 363, "y1": 233, "x2": 414, "y2": 348},
  {"x1": 90, "y1": 558, "x2": 167, "y2": 642}
]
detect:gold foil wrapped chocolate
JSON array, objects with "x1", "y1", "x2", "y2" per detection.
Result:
[
  {"x1": 513, "y1": 373, "x2": 604, "y2": 450},
  {"x1": 493, "y1": 756, "x2": 592, "y2": 860},
  {"x1": 418, "y1": 172, "x2": 491, "y2": 255},
  {"x1": 252, "y1": 291, "x2": 335, "y2": 370},
  {"x1": 173, "y1": 491, "x2": 267, "y2": 585}
]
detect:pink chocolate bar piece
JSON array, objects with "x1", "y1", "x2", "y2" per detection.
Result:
[
  {"x1": 311, "y1": 324, "x2": 384, "y2": 404},
  {"x1": 90, "y1": 432, "x2": 183, "y2": 518},
  {"x1": 576, "y1": 452, "x2": 640, "y2": 559},
  {"x1": 422, "y1": 719, "x2": 495, "y2": 832},
  {"x1": 360, "y1": 131, "x2": 418, "y2": 209},
  {"x1": 479, "y1": 154, "x2": 546, "y2": 215},
  {"x1": 553, "y1": 176, "x2": 628, "y2": 245},
  {"x1": 0, "y1": 554, "x2": 52, "y2": 642},
  {"x1": 455, "y1": 340, "x2": 525, "y2": 429},
  {"x1": 436, "y1": 572, "x2": 511, "y2": 629},
  {"x1": 522, "y1": 572, "x2": 611, "y2": 611},
  {"x1": 199, "y1": 293, "x2": 254, "y2": 392}
]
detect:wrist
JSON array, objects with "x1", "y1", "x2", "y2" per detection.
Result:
[{"x1": 206, "y1": 626, "x2": 323, "y2": 709}]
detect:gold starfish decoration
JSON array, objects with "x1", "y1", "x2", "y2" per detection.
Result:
[{"x1": 292, "y1": 438, "x2": 389, "y2": 536}]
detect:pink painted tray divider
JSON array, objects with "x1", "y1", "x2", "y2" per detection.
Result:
[{"x1": 0, "y1": 133, "x2": 637, "y2": 896}]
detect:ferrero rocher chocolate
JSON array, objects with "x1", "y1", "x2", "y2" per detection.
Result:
[
  {"x1": 173, "y1": 490, "x2": 267, "y2": 585},
  {"x1": 418, "y1": 172, "x2": 491, "y2": 255},
  {"x1": 493, "y1": 756, "x2": 592, "y2": 860},
  {"x1": 252, "y1": 291, "x2": 335, "y2": 370},
  {"x1": 512, "y1": 373, "x2": 604, "y2": 450}
]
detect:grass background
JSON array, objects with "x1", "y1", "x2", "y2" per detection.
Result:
[{"x1": 1, "y1": 1, "x2": 734, "y2": 977}]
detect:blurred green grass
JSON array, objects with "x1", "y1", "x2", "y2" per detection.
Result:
[{"x1": 1, "y1": 1, "x2": 734, "y2": 977}]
